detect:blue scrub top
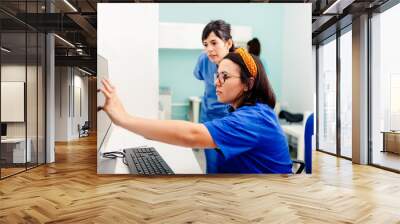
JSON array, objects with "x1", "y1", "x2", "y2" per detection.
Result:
[
  {"x1": 193, "y1": 52, "x2": 229, "y2": 122},
  {"x1": 204, "y1": 103, "x2": 293, "y2": 174}
]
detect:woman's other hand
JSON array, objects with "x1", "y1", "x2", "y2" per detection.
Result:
[{"x1": 99, "y1": 79, "x2": 129, "y2": 127}]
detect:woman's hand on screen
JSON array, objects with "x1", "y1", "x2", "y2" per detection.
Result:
[{"x1": 99, "y1": 79, "x2": 129, "y2": 127}]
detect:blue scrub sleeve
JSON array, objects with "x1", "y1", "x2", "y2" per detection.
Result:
[
  {"x1": 193, "y1": 54, "x2": 206, "y2": 80},
  {"x1": 204, "y1": 113, "x2": 259, "y2": 161}
]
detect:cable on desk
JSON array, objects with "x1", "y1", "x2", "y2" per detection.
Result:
[{"x1": 102, "y1": 151, "x2": 127, "y2": 165}]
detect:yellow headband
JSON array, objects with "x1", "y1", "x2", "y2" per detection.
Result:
[{"x1": 235, "y1": 48, "x2": 257, "y2": 77}]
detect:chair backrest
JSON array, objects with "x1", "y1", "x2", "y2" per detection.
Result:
[
  {"x1": 304, "y1": 113, "x2": 314, "y2": 174},
  {"x1": 82, "y1": 121, "x2": 90, "y2": 129},
  {"x1": 292, "y1": 159, "x2": 305, "y2": 174}
]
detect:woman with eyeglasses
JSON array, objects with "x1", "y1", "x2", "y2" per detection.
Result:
[
  {"x1": 99, "y1": 47, "x2": 293, "y2": 174},
  {"x1": 193, "y1": 20, "x2": 234, "y2": 173}
]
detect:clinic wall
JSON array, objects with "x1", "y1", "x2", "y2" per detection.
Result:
[
  {"x1": 281, "y1": 4, "x2": 313, "y2": 113},
  {"x1": 98, "y1": 4, "x2": 159, "y2": 121},
  {"x1": 159, "y1": 3, "x2": 284, "y2": 120},
  {"x1": 159, "y1": 49, "x2": 203, "y2": 120}
]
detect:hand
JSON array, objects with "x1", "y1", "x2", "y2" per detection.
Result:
[{"x1": 99, "y1": 79, "x2": 129, "y2": 127}]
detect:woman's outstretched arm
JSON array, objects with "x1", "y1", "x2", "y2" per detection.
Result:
[{"x1": 99, "y1": 79, "x2": 217, "y2": 149}]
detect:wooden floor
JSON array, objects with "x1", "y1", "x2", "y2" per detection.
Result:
[
  {"x1": 1, "y1": 163, "x2": 44, "y2": 178},
  {"x1": 1, "y1": 134, "x2": 400, "y2": 223},
  {"x1": 1, "y1": 167, "x2": 26, "y2": 178}
]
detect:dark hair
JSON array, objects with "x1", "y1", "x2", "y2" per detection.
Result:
[
  {"x1": 202, "y1": 20, "x2": 235, "y2": 52},
  {"x1": 247, "y1": 38, "x2": 261, "y2": 56},
  {"x1": 223, "y1": 52, "x2": 276, "y2": 110}
]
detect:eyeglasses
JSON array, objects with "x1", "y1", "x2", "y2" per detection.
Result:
[{"x1": 214, "y1": 71, "x2": 240, "y2": 86}]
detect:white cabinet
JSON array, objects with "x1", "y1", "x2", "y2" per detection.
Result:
[
  {"x1": 188, "y1": 96, "x2": 201, "y2": 123},
  {"x1": 159, "y1": 22, "x2": 252, "y2": 49},
  {"x1": 159, "y1": 87, "x2": 172, "y2": 120}
]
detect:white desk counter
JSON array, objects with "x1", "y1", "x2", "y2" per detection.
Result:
[
  {"x1": 98, "y1": 125, "x2": 203, "y2": 174},
  {"x1": 281, "y1": 124, "x2": 304, "y2": 161},
  {"x1": 1, "y1": 137, "x2": 32, "y2": 163}
]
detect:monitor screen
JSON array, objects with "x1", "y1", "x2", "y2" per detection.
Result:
[
  {"x1": 97, "y1": 54, "x2": 112, "y2": 152},
  {"x1": 1, "y1": 123, "x2": 7, "y2": 137}
]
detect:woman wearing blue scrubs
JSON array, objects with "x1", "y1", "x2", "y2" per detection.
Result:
[
  {"x1": 193, "y1": 20, "x2": 234, "y2": 173},
  {"x1": 99, "y1": 48, "x2": 293, "y2": 174}
]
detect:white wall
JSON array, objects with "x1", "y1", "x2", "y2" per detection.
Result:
[
  {"x1": 97, "y1": 3, "x2": 159, "y2": 119},
  {"x1": 71, "y1": 73, "x2": 89, "y2": 138},
  {"x1": 54, "y1": 67, "x2": 89, "y2": 141},
  {"x1": 281, "y1": 4, "x2": 313, "y2": 113},
  {"x1": 55, "y1": 67, "x2": 69, "y2": 141},
  {"x1": 80, "y1": 76, "x2": 89, "y2": 125},
  {"x1": 1, "y1": 65, "x2": 34, "y2": 137}
]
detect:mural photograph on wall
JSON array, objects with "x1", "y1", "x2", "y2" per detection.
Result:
[{"x1": 97, "y1": 3, "x2": 313, "y2": 175}]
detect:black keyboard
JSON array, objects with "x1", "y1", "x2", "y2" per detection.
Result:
[{"x1": 123, "y1": 147, "x2": 174, "y2": 175}]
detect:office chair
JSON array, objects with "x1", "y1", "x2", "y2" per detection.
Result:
[
  {"x1": 291, "y1": 113, "x2": 314, "y2": 174},
  {"x1": 78, "y1": 121, "x2": 90, "y2": 138},
  {"x1": 292, "y1": 159, "x2": 305, "y2": 174}
]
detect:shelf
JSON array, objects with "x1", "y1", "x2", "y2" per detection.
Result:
[{"x1": 159, "y1": 22, "x2": 252, "y2": 49}]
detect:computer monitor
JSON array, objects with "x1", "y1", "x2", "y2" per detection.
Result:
[
  {"x1": 1, "y1": 123, "x2": 7, "y2": 138},
  {"x1": 97, "y1": 54, "x2": 112, "y2": 154}
]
